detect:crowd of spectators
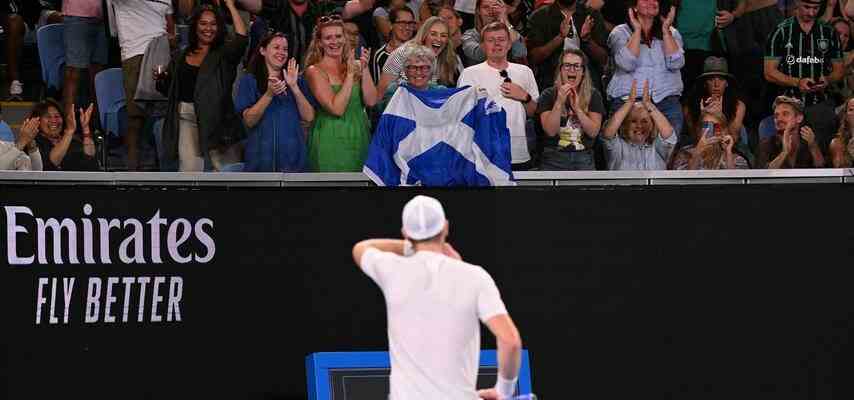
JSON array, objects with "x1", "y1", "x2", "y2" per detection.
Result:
[{"x1": 2, "y1": 0, "x2": 854, "y2": 173}]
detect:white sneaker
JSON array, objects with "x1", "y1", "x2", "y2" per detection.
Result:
[{"x1": 8, "y1": 80, "x2": 23, "y2": 99}]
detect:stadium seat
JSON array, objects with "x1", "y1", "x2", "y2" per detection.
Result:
[
  {"x1": 94, "y1": 68, "x2": 128, "y2": 170},
  {"x1": 758, "y1": 115, "x2": 776, "y2": 141},
  {"x1": 36, "y1": 24, "x2": 65, "y2": 93}
]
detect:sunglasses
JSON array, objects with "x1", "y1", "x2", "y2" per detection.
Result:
[
  {"x1": 318, "y1": 13, "x2": 342, "y2": 24},
  {"x1": 500, "y1": 70, "x2": 512, "y2": 83}
]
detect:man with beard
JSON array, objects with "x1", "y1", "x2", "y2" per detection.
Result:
[
  {"x1": 526, "y1": 0, "x2": 608, "y2": 93},
  {"x1": 237, "y1": 0, "x2": 374, "y2": 65},
  {"x1": 758, "y1": 96, "x2": 825, "y2": 168},
  {"x1": 764, "y1": 0, "x2": 843, "y2": 154}
]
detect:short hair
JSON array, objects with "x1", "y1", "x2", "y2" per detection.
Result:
[
  {"x1": 402, "y1": 44, "x2": 436, "y2": 70},
  {"x1": 480, "y1": 21, "x2": 511, "y2": 41},
  {"x1": 390, "y1": 6, "x2": 415, "y2": 23},
  {"x1": 774, "y1": 96, "x2": 805, "y2": 115}
]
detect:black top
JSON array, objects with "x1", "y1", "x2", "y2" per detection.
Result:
[
  {"x1": 179, "y1": 60, "x2": 200, "y2": 103},
  {"x1": 536, "y1": 87, "x2": 606, "y2": 151},
  {"x1": 35, "y1": 135, "x2": 99, "y2": 171}
]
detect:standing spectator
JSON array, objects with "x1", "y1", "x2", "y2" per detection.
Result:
[
  {"x1": 758, "y1": 95, "x2": 825, "y2": 168},
  {"x1": 734, "y1": 0, "x2": 783, "y2": 120},
  {"x1": 371, "y1": 7, "x2": 417, "y2": 82},
  {"x1": 436, "y1": 5, "x2": 464, "y2": 59},
  {"x1": 373, "y1": 0, "x2": 419, "y2": 43},
  {"x1": 376, "y1": 45, "x2": 445, "y2": 113},
  {"x1": 240, "y1": 0, "x2": 375, "y2": 66},
  {"x1": 458, "y1": 22, "x2": 538, "y2": 170},
  {"x1": 526, "y1": 0, "x2": 609, "y2": 92},
  {"x1": 674, "y1": 0, "x2": 730, "y2": 85},
  {"x1": 607, "y1": 2, "x2": 685, "y2": 136},
  {"x1": 454, "y1": 0, "x2": 477, "y2": 32},
  {"x1": 829, "y1": 17, "x2": 854, "y2": 101},
  {"x1": 62, "y1": 0, "x2": 107, "y2": 118},
  {"x1": 377, "y1": 17, "x2": 462, "y2": 96},
  {"x1": 3, "y1": 1, "x2": 62, "y2": 100},
  {"x1": 460, "y1": 0, "x2": 526, "y2": 66},
  {"x1": 764, "y1": 0, "x2": 844, "y2": 153},
  {"x1": 829, "y1": 96, "x2": 854, "y2": 166},
  {"x1": 31, "y1": 100, "x2": 99, "y2": 171},
  {"x1": 154, "y1": 1, "x2": 248, "y2": 172},
  {"x1": 0, "y1": 117, "x2": 42, "y2": 170},
  {"x1": 108, "y1": 0, "x2": 175, "y2": 171},
  {"x1": 536, "y1": 49, "x2": 605, "y2": 170},
  {"x1": 236, "y1": 32, "x2": 315, "y2": 172},
  {"x1": 670, "y1": 110, "x2": 751, "y2": 170},
  {"x1": 304, "y1": 14, "x2": 378, "y2": 171},
  {"x1": 601, "y1": 80, "x2": 677, "y2": 170}
]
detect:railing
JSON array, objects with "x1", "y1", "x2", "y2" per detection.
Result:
[{"x1": 0, "y1": 169, "x2": 853, "y2": 187}]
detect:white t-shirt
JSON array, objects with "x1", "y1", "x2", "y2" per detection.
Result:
[
  {"x1": 360, "y1": 248, "x2": 508, "y2": 400},
  {"x1": 109, "y1": 0, "x2": 172, "y2": 61},
  {"x1": 457, "y1": 62, "x2": 539, "y2": 164},
  {"x1": 454, "y1": 0, "x2": 476, "y2": 14}
]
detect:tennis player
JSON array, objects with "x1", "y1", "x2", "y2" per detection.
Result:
[{"x1": 352, "y1": 195, "x2": 522, "y2": 400}]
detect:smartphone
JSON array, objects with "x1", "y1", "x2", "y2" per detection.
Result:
[
  {"x1": 355, "y1": 45, "x2": 362, "y2": 58},
  {"x1": 702, "y1": 121, "x2": 715, "y2": 138}
]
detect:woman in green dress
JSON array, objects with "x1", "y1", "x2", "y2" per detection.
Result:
[{"x1": 304, "y1": 15, "x2": 378, "y2": 172}]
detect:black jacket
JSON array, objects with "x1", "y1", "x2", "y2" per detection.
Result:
[{"x1": 157, "y1": 34, "x2": 248, "y2": 171}]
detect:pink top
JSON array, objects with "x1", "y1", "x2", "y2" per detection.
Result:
[{"x1": 63, "y1": 0, "x2": 102, "y2": 18}]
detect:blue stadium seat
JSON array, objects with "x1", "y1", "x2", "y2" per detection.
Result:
[
  {"x1": 759, "y1": 115, "x2": 776, "y2": 141},
  {"x1": 36, "y1": 24, "x2": 65, "y2": 92},
  {"x1": 94, "y1": 68, "x2": 127, "y2": 139}
]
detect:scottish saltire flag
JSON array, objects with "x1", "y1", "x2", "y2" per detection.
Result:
[{"x1": 363, "y1": 85, "x2": 515, "y2": 186}]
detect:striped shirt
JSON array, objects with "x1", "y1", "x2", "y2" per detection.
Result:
[
  {"x1": 370, "y1": 43, "x2": 395, "y2": 83},
  {"x1": 765, "y1": 17, "x2": 843, "y2": 106}
]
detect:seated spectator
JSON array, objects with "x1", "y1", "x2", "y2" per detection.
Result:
[
  {"x1": 378, "y1": 44, "x2": 446, "y2": 113},
  {"x1": 373, "y1": 0, "x2": 419, "y2": 43},
  {"x1": 371, "y1": 7, "x2": 417, "y2": 82},
  {"x1": 526, "y1": 0, "x2": 609, "y2": 93},
  {"x1": 458, "y1": 21, "x2": 538, "y2": 170},
  {"x1": 601, "y1": 80, "x2": 677, "y2": 170},
  {"x1": 460, "y1": 0, "x2": 526, "y2": 66},
  {"x1": 31, "y1": 100, "x2": 99, "y2": 171},
  {"x1": 829, "y1": 97, "x2": 854, "y2": 166},
  {"x1": 758, "y1": 96, "x2": 826, "y2": 168},
  {"x1": 377, "y1": 16, "x2": 462, "y2": 95},
  {"x1": 607, "y1": 2, "x2": 685, "y2": 136},
  {"x1": 536, "y1": 49, "x2": 604, "y2": 170},
  {"x1": 0, "y1": 103, "x2": 14, "y2": 142},
  {"x1": 3, "y1": 0, "x2": 62, "y2": 100},
  {"x1": 154, "y1": 2, "x2": 248, "y2": 172},
  {"x1": 305, "y1": 14, "x2": 378, "y2": 172},
  {"x1": 670, "y1": 111, "x2": 751, "y2": 170},
  {"x1": 236, "y1": 32, "x2": 315, "y2": 172},
  {"x1": 764, "y1": 0, "x2": 844, "y2": 154},
  {"x1": 0, "y1": 117, "x2": 42, "y2": 170},
  {"x1": 682, "y1": 56, "x2": 751, "y2": 163}
]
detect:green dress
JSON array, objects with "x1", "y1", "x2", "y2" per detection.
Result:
[{"x1": 309, "y1": 82, "x2": 371, "y2": 172}]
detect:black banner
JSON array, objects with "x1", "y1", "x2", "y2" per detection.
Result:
[{"x1": 4, "y1": 185, "x2": 854, "y2": 399}]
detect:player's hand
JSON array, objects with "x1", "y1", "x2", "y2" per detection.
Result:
[{"x1": 477, "y1": 388, "x2": 500, "y2": 400}]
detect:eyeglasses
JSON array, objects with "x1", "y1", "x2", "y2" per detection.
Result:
[
  {"x1": 405, "y1": 65, "x2": 432, "y2": 73},
  {"x1": 394, "y1": 21, "x2": 417, "y2": 27},
  {"x1": 499, "y1": 69, "x2": 512, "y2": 83},
  {"x1": 317, "y1": 13, "x2": 342, "y2": 24},
  {"x1": 560, "y1": 63, "x2": 583, "y2": 72}
]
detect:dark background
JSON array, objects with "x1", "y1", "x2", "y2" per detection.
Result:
[{"x1": 3, "y1": 184, "x2": 854, "y2": 399}]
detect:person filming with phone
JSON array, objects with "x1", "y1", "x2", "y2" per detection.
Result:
[
  {"x1": 764, "y1": 0, "x2": 844, "y2": 154},
  {"x1": 669, "y1": 109, "x2": 750, "y2": 170}
]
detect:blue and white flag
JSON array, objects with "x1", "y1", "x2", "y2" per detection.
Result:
[{"x1": 363, "y1": 85, "x2": 515, "y2": 186}]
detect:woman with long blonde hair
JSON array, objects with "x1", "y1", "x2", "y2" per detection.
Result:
[
  {"x1": 830, "y1": 97, "x2": 854, "y2": 167},
  {"x1": 304, "y1": 14, "x2": 378, "y2": 172},
  {"x1": 536, "y1": 49, "x2": 603, "y2": 170},
  {"x1": 376, "y1": 16, "x2": 462, "y2": 96},
  {"x1": 669, "y1": 110, "x2": 750, "y2": 170}
]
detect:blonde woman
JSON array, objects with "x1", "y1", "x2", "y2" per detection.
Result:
[
  {"x1": 670, "y1": 110, "x2": 749, "y2": 170},
  {"x1": 830, "y1": 97, "x2": 854, "y2": 167},
  {"x1": 376, "y1": 16, "x2": 462, "y2": 96},
  {"x1": 304, "y1": 14, "x2": 378, "y2": 172},
  {"x1": 535, "y1": 49, "x2": 604, "y2": 170},
  {"x1": 601, "y1": 80, "x2": 677, "y2": 171}
]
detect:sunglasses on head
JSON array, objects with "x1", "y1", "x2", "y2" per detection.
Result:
[
  {"x1": 318, "y1": 13, "x2": 342, "y2": 24},
  {"x1": 500, "y1": 70, "x2": 511, "y2": 83}
]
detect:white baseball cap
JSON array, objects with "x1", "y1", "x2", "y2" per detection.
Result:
[{"x1": 401, "y1": 195, "x2": 446, "y2": 240}]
